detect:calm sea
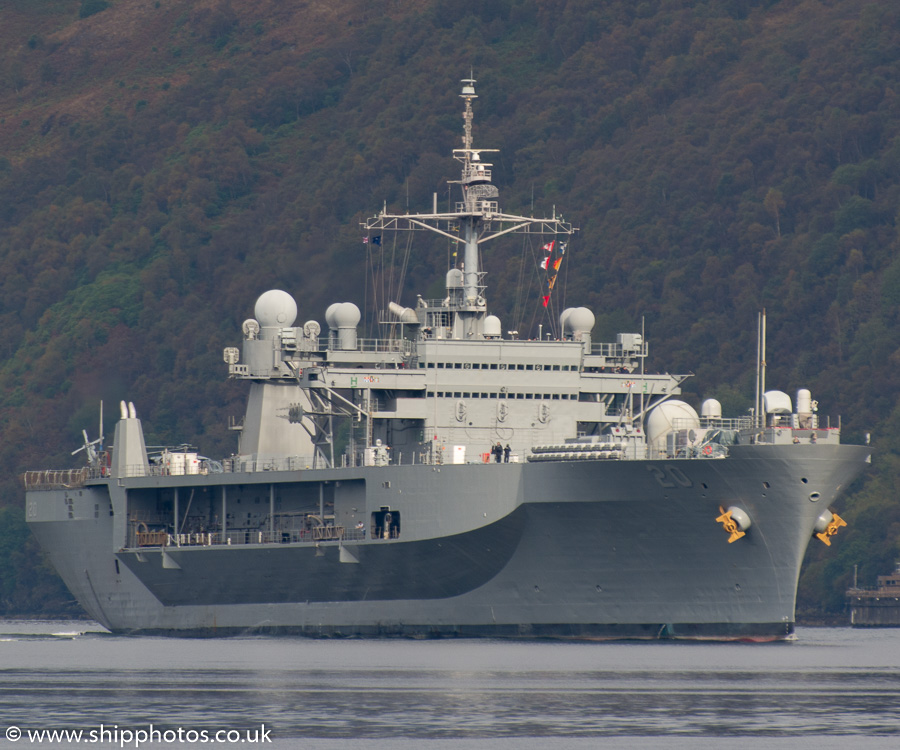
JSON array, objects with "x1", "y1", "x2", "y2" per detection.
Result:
[{"x1": 0, "y1": 620, "x2": 898, "y2": 749}]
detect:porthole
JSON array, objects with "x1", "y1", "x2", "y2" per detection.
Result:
[{"x1": 809, "y1": 492, "x2": 821, "y2": 502}]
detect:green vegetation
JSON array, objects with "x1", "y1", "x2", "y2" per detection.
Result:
[
  {"x1": 0, "y1": 0, "x2": 898, "y2": 617},
  {"x1": 78, "y1": 0, "x2": 109, "y2": 20}
]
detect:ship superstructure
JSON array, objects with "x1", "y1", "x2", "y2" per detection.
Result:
[
  {"x1": 24, "y1": 79, "x2": 870, "y2": 639},
  {"x1": 225, "y1": 79, "x2": 677, "y2": 472}
]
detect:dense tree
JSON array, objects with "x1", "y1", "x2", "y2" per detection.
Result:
[{"x1": 0, "y1": 0, "x2": 899, "y2": 617}]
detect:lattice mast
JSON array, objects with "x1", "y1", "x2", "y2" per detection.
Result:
[{"x1": 363, "y1": 77, "x2": 577, "y2": 337}]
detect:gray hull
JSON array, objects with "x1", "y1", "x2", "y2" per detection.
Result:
[{"x1": 27, "y1": 443, "x2": 869, "y2": 639}]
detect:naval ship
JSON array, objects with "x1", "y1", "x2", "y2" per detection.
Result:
[{"x1": 25, "y1": 79, "x2": 870, "y2": 639}]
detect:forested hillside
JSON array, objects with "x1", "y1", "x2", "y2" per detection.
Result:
[{"x1": 1, "y1": 0, "x2": 898, "y2": 616}]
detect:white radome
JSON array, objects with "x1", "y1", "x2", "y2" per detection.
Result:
[{"x1": 255, "y1": 290, "x2": 298, "y2": 327}]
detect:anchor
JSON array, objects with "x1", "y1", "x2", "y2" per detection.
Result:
[{"x1": 716, "y1": 506, "x2": 748, "y2": 543}]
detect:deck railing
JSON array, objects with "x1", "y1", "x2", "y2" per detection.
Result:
[
  {"x1": 23, "y1": 469, "x2": 89, "y2": 490},
  {"x1": 132, "y1": 525, "x2": 369, "y2": 548}
]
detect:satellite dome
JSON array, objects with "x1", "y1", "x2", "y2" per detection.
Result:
[
  {"x1": 700, "y1": 399, "x2": 722, "y2": 419},
  {"x1": 255, "y1": 290, "x2": 297, "y2": 328},
  {"x1": 324, "y1": 303, "x2": 342, "y2": 330},
  {"x1": 334, "y1": 302, "x2": 361, "y2": 328},
  {"x1": 446, "y1": 268, "x2": 463, "y2": 288},
  {"x1": 484, "y1": 315, "x2": 501, "y2": 337},
  {"x1": 646, "y1": 400, "x2": 700, "y2": 447},
  {"x1": 565, "y1": 307, "x2": 595, "y2": 334}
]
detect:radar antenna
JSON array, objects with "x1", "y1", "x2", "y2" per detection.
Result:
[
  {"x1": 363, "y1": 76, "x2": 577, "y2": 325},
  {"x1": 71, "y1": 401, "x2": 105, "y2": 469},
  {"x1": 72, "y1": 429, "x2": 102, "y2": 468}
]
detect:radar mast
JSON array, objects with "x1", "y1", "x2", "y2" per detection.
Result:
[{"x1": 363, "y1": 77, "x2": 577, "y2": 339}]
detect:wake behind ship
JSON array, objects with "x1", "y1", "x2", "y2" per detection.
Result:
[{"x1": 25, "y1": 79, "x2": 870, "y2": 639}]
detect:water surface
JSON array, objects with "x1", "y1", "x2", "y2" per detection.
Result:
[{"x1": 0, "y1": 621, "x2": 897, "y2": 749}]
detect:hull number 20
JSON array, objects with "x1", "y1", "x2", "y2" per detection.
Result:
[{"x1": 646, "y1": 464, "x2": 693, "y2": 488}]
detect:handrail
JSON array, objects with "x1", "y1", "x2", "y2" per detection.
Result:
[
  {"x1": 23, "y1": 469, "x2": 88, "y2": 490},
  {"x1": 130, "y1": 526, "x2": 369, "y2": 548}
]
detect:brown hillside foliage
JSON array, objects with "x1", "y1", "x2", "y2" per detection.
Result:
[{"x1": 0, "y1": 0, "x2": 898, "y2": 615}]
